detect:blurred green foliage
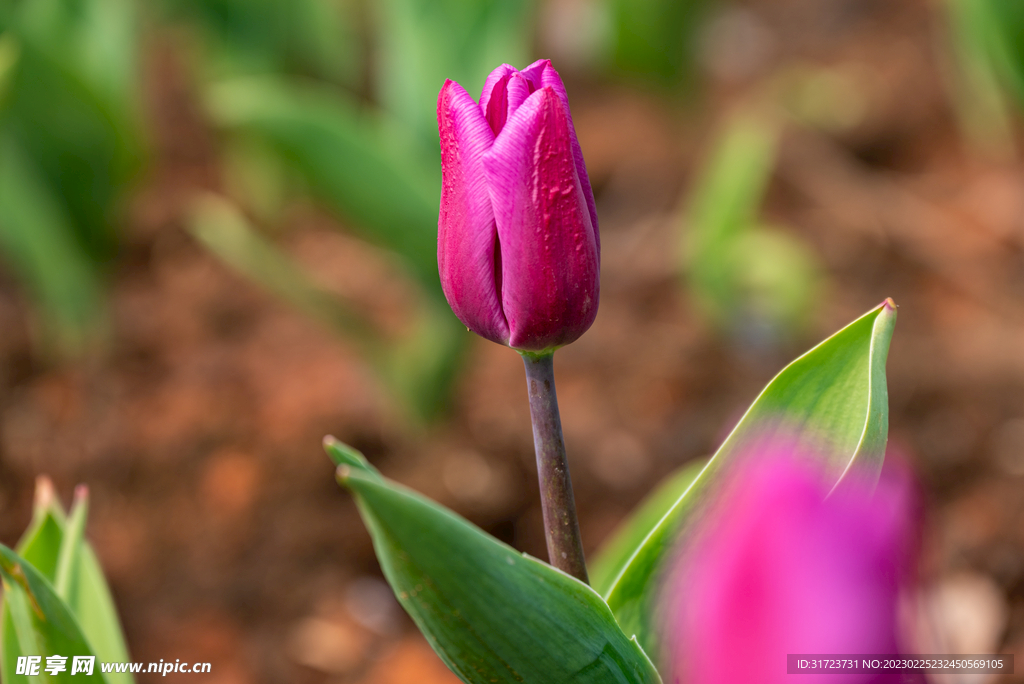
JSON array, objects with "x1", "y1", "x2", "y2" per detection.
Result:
[
  {"x1": 159, "y1": 0, "x2": 360, "y2": 84},
  {"x1": 2, "y1": 480, "x2": 135, "y2": 684},
  {"x1": 608, "y1": 0, "x2": 713, "y2": 87},
  {"x1": 168, "y1": 0, "x2": 538, "y2": 420},
  {"x1": 0, "y1": 0, "x2": 143, "y2": 351},
  {"x1": 681, "y1": 111, "x2": 819, "y2": 350},
  {"x1": 376, "y1": 0, "x2": 534, "y2": 143},
  {"x1": 0, "y1": 0, "x2": 797, "y2": 416},
  {"x1": 941, "y1": 0, "x2": 1019, "y2": 158},
  {"x1": 987, "y1": 1, "x2": 1024, "y2": 106}
]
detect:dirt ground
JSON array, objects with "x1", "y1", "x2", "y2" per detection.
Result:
[{"x1": 1, "y1": 0, "x2": 1023, "y2": 682}]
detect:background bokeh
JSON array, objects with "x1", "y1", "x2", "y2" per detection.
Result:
[{"x1": 1, "y1": 0, "x2": 1023, "y2": 681}]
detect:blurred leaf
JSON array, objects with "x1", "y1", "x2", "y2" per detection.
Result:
[
  {"x1": 332, "y1": 448, "x2": 663, "y2": 684},
  {"x1": 588, "y1": 460, "x2": 704, "y2": 596},
  {"x1": 15, "y1": 479, "x2": 68, "y2": 582},
  {"x1": 682, "y1": 112, "x2": 819, "y2": 347},
  {"x1": 985, "y1": 0, "x2": 1024, "y2": 106},
  {"x1": 941, "y1": 0, "x2": 1015, "y2": 159},
  {"x1": 1, "y1": 481, "x2": 134, "y2": 684},
  {"x1": 222, "y1": 136, "x2": 291, "y2": 223},
  {"x1": 53, "y1": 489, "x2": 88, "y2": 600},
  {"x1": 725, "y1": 227, "x2": 820, "y2": 350},
  {"x1": 190, "y1": 195, "x2": 466, "y2": 421},
  {"x1": 683, "y1": 112, "x2": 777, "y2": 322},
  {"x1": 383, "y1": 301, "x2": 467, "y2": 422},
  {"x1": 772, "y1": 64, "x2": 867, "y2": 132},
  {"x1": 0, "y1": 0, "x2": 143, "y2": 353},
  {"x1": 5, "y1": 0, "x2": 143, "y2": 262},
  {"x1": 161, "y1": 0, "x2": 359, "y2": 84},
  {"x1": 0, "y1": 135, "x2": 104, "y2": 351},
  {"x1": 600, "y1": 300, "x2": 897, "y2": 661},
  {"x1": 189, "y1": 194, "x2": 377, "y2": 344},
  {"x1": 205, "y1": 77, "x2": 441, "y2": 292},
  {"x1": 608, "y1": 0, "x2": 711, "y2": 85},
  {"x1": 0, "y1": 545, "x2": 108, "y2": 682},
  {"x1": 376, "y1": 0, "x2": 534, "y2": 142}
]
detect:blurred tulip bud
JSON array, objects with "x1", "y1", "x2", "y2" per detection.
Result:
[
  {"x1": 437, "y1": 60, "x2": 599, "y2": 353},
  {"x1": 665, "y1": 445, "x2": 920, "y2": 684}
]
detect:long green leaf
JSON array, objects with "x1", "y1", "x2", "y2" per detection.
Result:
[
  {"x1": 600, "y1": 299, "x2": 897, "y2": 660},
  {"x1": 986, "y1": 0, "x2": 1024, "y2": 105},
  {"x1": 0, "y1": 545, "x2": 108, "y2": 682},
  {"x1": 189, "y1": 194, "x2": 377, "y2": 345},
  {"x1": 683, "y1": 113, "x2": 779, "y2": 327},
  {"x1": 189, "y1": 194, "x2": 466, "y2": 421},
  {"x1": 0, "y1": 136, "x2": 104, "y2": 352},
  {"x1": 941, "y1": 0, "x2": 1015, "y2": 158},
  {"x1": 204, "y1": 77, "x2": 440, "y2": 292},
  {"x1": 332, "y1": 445, "x2": 663, "y2": 684}
]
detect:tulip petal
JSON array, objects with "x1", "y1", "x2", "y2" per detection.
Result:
[
  {"x1": 480, "y1": 64, "x2": 517, "y2": 120},
  {"x1": 483, "y1": 86, "x2": 599, "y2": 351},
  {"x1": 480, "y1": 67, "x2": 535, "y2": 136},
  {"x1": 437, "y1": 79, "x2": 509, "y2": 345},
  {"x1": 524, "y1": 59, "x2": 600, "y2": 256}
]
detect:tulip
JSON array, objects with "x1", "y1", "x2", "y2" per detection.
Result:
[
  {"x1": 437, "y1": 59, "x2": 599, "y2": 353},
  {"x1": 436, "y1": 61, "x2": 598, "y2": 583},
  {"x1": 665, "y1": 447, "x2": 919, "y2": 684}
]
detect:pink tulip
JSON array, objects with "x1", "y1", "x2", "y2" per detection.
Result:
[
  {"x1": 437, "y1": 60, "x2": 599, "y2": 352},
  {"x1": 665, "y1": 447, "x2": 918, "y2": 684}
]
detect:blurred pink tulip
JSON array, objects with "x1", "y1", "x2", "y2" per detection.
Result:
[
  {"x1": 665, "y1": 447, "x2": 918, "y2": 684},
  {"x1": 437, "y1": 60, "x2": 599, "y2": 352}
]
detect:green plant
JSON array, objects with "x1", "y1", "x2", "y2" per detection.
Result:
[
  {"x1": 1, "y1": 479, "x2": 135, "y2": 683},
  {"x1": 0, "y1": 0, "x2": 143, "y2": 352},
  {"x1": 330, "y1": 299, "x2": 898, "y2": 682}
]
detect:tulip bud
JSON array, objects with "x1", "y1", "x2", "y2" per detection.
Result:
[
  {"x1": 664, "y1": 445, "x2": 919, "y2": 684},
  {"x1": 437, "y1": 60, "x2": 599, "y2": 353}
]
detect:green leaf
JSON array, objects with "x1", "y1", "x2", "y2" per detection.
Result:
[
  {"x1": 4, "y1": 0, "x2": 143, "y2": 265},
  {"x1": 188, "y1": 194, "x2": 377, "y2": 346},
  {"x1": 1, "y1": 481, "x2": 134, "y2": 684},
  {"x1": 985, "y1": 0, "x2": 1024, "y2": 106},
  {"x1": 203, "y1": 76, "x2": 441, "y2": 293},
  {"x1": 600, "y1": 299, "x2": 897, "y2": 661},
  {"x1": 323, "y1": 436, "x2": 382, "y2": 480},
  {"x1": 941, "y1": 0, "x2": 1015, "y2": 159},
  {"x1": 0, "y1": 544, "x2": 108, "y2": 682},
  {"x1": 588, "y1": 460, "x2": 704, "y2": 596},
  {"x1": 0, "y1": 135, "x2": 104, "y2": 352},
  {"x1": 332, "y1": 448, "x2": 663, "y2": 684},
  {"x1": 189, "y1": 194, "x2": 466, "y2": 421},
  {"x1": 15, "y1": 480, "x2": 68, "y2": 582},
  {"x1": 54, "y1": 489, "x2": 88, "y2": 600},
  {"x1": 376, "y1": 0, "x2": 534, "y2": 142},
  {"x1": 162, "y1": 0, "x2": 360, "y2": 86},
  {"x1": 609, "y1": 0, "x2": 711, "y2": 86},
  {"x1": 683, "y1": 113, "x2": 779, "y2": 328}
]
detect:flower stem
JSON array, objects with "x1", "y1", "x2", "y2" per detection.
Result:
[{"x1": 521, "y1": 352, "x2": 589, "y2": 584}]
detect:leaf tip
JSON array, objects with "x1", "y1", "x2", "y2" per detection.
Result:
[
  {"x1": 73, "y1": 484, "x2": 89, "y2": 506},
  {"x1": 323, "y1": 435, "x2": 358, "y2": 467},
  {"x1": 883, "y1": 297, "x2": 897, "y2": 311},
  {"x1": 34, "y1": 475, "x2": 56, "y2": 511},
  {"x1": 324, "y1": 436, "x2": 381, "y2": 480}
]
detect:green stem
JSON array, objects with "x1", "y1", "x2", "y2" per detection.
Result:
[{"x1": 521, "y1": 352, "x2": 588, "y2": 584}]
